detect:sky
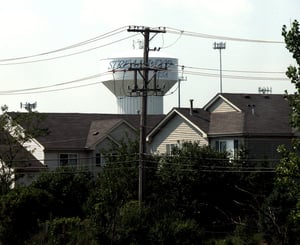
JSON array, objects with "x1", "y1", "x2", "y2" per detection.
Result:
[{"x1": 0, "y1": 0, "x2": 299, "y2": 114}]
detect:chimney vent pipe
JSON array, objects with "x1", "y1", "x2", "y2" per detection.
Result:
[{"x1": 190, "y1": 99, "x2": 194, "y2": 116}]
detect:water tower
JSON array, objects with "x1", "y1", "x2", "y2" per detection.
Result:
[{"x1": 100, "y1": 43, "x2": 178, "y2": 114}]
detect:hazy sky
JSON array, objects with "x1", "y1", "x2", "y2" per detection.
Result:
[{"x1": 0, "y1": 0, "x2": 299, "y2": 113}]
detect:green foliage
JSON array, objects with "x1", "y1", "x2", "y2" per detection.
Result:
[
  {"x1": 257, "y1": 19, "x2": 300, "y2": 244},
  {"x1": 260, "y1": 186, "x2": 297, "y2": 244},
  {"x1": 154, "y1": 143, "x2": 237, "y2": 229},
  {"x1": 0, "y1": 187, "x2": 53, "y2": 244},
  {"x1": 250, "y1": 19, "x2": 300, "y2": 245},
  {"x1": 258, "y1": 141, "x2": 300, "y2": 244},
  {"x1": 32, "y1": 168, "x2": 94, "y2": 218},
  {"x1": 28, "y1": 217, "x2": 98, "y2": 245},
  {"x1": 0, "y1": 136, "x2": 279, "y2": 243},
  {"x1": 86, "y1": 139, "x2": 140, "y2": 244},
  {"x1": 282, "y1": 20, "x2": 300, "y2": 65},
  {"x1": 113, "y1": 200, "x2": 150, "y2": 244},
  {"x1": 149, "y1": 212, "x2": 204, "y2": 245},
  {"x1": 282, "y1": 20, "x2": 300, "y2": 129},
  {"x1": 276, "y1": 142, "x2": 300, "y2": 195}
]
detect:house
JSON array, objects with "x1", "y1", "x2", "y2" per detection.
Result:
[
  {"x1": 9, "y1": 113, "x2": 164, "y2": 174},
  {"x1": 2, "y1": 92, "x2": 295, "y2": 187},
  {"x1": 147, "y1": 93, "x2": 295, "y2": 160},
  {"x1": 147, "y1": 101, "x2": 210, "y2": 155}
]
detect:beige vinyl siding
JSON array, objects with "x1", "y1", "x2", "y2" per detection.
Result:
[
  {"x1": 150, "y1": 115, "x2": 208, "y2": 154},
  {"x1": 208, "y1": 98, "x2": 237, "y2": 113}
]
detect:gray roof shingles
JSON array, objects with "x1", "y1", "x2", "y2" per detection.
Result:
[
  {"x1": 175, "y1": 108, "x2": 210, "y2": 133},
  {"x1": 10, "y1": 93, "x2": 293, "y2": 152},
  {"x1": 33, "y1": 113, "x2": 164, "y2": 150},
  {"x1": 85, "y1": 118, "x2": 125, "y2": 148},
  {"x1": 209, "y1": 93, "x2": 293, "y2": 136}
]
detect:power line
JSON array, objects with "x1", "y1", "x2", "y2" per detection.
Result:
[
  {"x1": 0, "y1": 26, "x2": 128, "y2": 62},
  {"x1": 0, "y1": 73, "x2": 109, "y2": 94},
  {"x1": 165, "y1": 27, "x2": 284, "y2": 44},
  {"x1": 0, "y1": 73, "x2": 111, "y2": 95},
  {"x1": 181, "y1": 65, "x2": 286, "y2": 74},
  {"x1": 13, "y1": 163, "x2": 277, "y2": 174},
  {"x1": 160, "y1": 30, "x2": 184, "y2": 49},
  {"x1": 183, "y1": 70, "x2": 289, "y2": 81},
  {"x1": 0, "y1": 25, "x2": 286, "y2": 66},
  {"x1": 112, "y1": 66, "x2": 289, "y2": 82},
  {"x1": 0, "y1": 67, "x2": 287, "y2": 97},
  {"x1": 0, "y1": 33, "x2": 139, "y2": 66},
  {"x1": 0, "y1": 80, "x2": 102, "y2": 95}
]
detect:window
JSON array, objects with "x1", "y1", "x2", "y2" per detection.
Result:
[
  {"x1": 215, "y1": 140, "x2": 227, "y2": 152},
  {"x1": 95, "y1": 153, "x2": 107, "y2": 166},
  {"x1": 166, "y1": 140, "x2": 195, "y2": 155},
  {"x1": 234, "y1": 140, "x2": 239, "y2": 158},
  {"x1": 215, "y1": 139, "x2": 239, "y2": 158},
  {"x1": 95, "y1": 153, "x2": 117, "y2": 166},
  {"x1": 166, "y1": 143, "x2": 177, "y2": 155},
  {"x1": 95, "y1": 153, "x2": 101, "y2": 166},
  {"x1": 59, "y1": 153, "x2": 78, "y2": 167}
]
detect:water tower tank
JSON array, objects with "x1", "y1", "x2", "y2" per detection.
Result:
[{"x1": 100, "y1": 47, "x2": 178, "y2": 114}]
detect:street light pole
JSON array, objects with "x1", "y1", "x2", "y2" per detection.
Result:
[{"x1": 213, "y1": 42, "x2": 226, "y2": 93}]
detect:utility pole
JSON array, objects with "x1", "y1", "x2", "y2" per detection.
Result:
[
  {"x1": 127, "y1": 26, "x2": 166, "y2": 208},
  {"x1": 213, "y1": 42, "x2": 226, "y2": 93}
]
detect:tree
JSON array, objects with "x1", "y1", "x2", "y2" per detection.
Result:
[
  {"x1": 86, "y1": 138, "x2": 140, "y2": 244},
  {"x1": 282, "y1": 20, "x2": 300, "y2": 129},
  {"x1": 28, "y1": 217, "x2": 98, "y2": 245},
  {"x1": 0, "y1": 187, "x2": 53, "y2": 244},
  {"x1": 150, "y1": 142, "x2": 245, "y2": 239},
  {"x1": 0, "y1": 168, "x2": 96, "y2": 244},
  {"x1": 257, "y1": 20, "x2": 300, "y2": 245},
  {"x1": 0, "y1": 106, "x2": 48, "y2": 194},
  {"x1": 32, "y1": 168, "x2": 95, "y2": 218}
]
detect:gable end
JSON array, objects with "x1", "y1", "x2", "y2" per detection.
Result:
[{"x1": 208, "y1": 98, "x2": 239, "y2": 113}]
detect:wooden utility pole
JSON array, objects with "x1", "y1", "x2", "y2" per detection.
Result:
[{"x1": 127, "y1": 26, "x2": 166, "y2": 208}]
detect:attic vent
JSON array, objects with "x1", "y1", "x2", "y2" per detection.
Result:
[
  {"x1": 244, "y1": 95, "x2": 251, "y2": 99},
  {"x1": 93, "y1": 131, "x2": 99, "y2": 136},
  {"x1": 264, "y1": 95, "x2": 270, "y2": 99}
]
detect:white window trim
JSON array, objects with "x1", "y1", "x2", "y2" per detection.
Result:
[{"x1": 59, "y1": 153, "x2": 78, "y2": 167}]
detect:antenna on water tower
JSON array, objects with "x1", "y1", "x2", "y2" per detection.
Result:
[
  {"x1": 20, "y1": 102, "x2": 37, "y2": 112},
  {"x1": 258, "y1": 87, "x2": 272, "y2": 94}
]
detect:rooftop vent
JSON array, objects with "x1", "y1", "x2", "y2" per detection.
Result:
[
  {"x1": 190, "y1": 99, "x2": 194, "y2": 116},
  {"x1": 247, "y1": 104, "x2": 255, "y2": 115}
]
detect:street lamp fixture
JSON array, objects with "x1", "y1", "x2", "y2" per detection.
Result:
[{"x1": 213, "y1": 42, "x2": 226, "y2": 93}]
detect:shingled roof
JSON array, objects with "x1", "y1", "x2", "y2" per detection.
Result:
[
  {"x1": 147, "y1": 107, "x2": 210, "y2": 141},
  {"x1": 85, "y1": 118, "x2": 136, "y2": 148},
  {"x1": 148, "y1": 93, "x2": 293, "y2": 141},
  {"x1": 174, "y1": 108, "x2": 210, "y2": 133},
  {"x1": 12, "y1": 113, "x2": 164, "y2": 151},
  {"x1": 208, "y1": 93, "x2": 293, "y2": 136}
]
